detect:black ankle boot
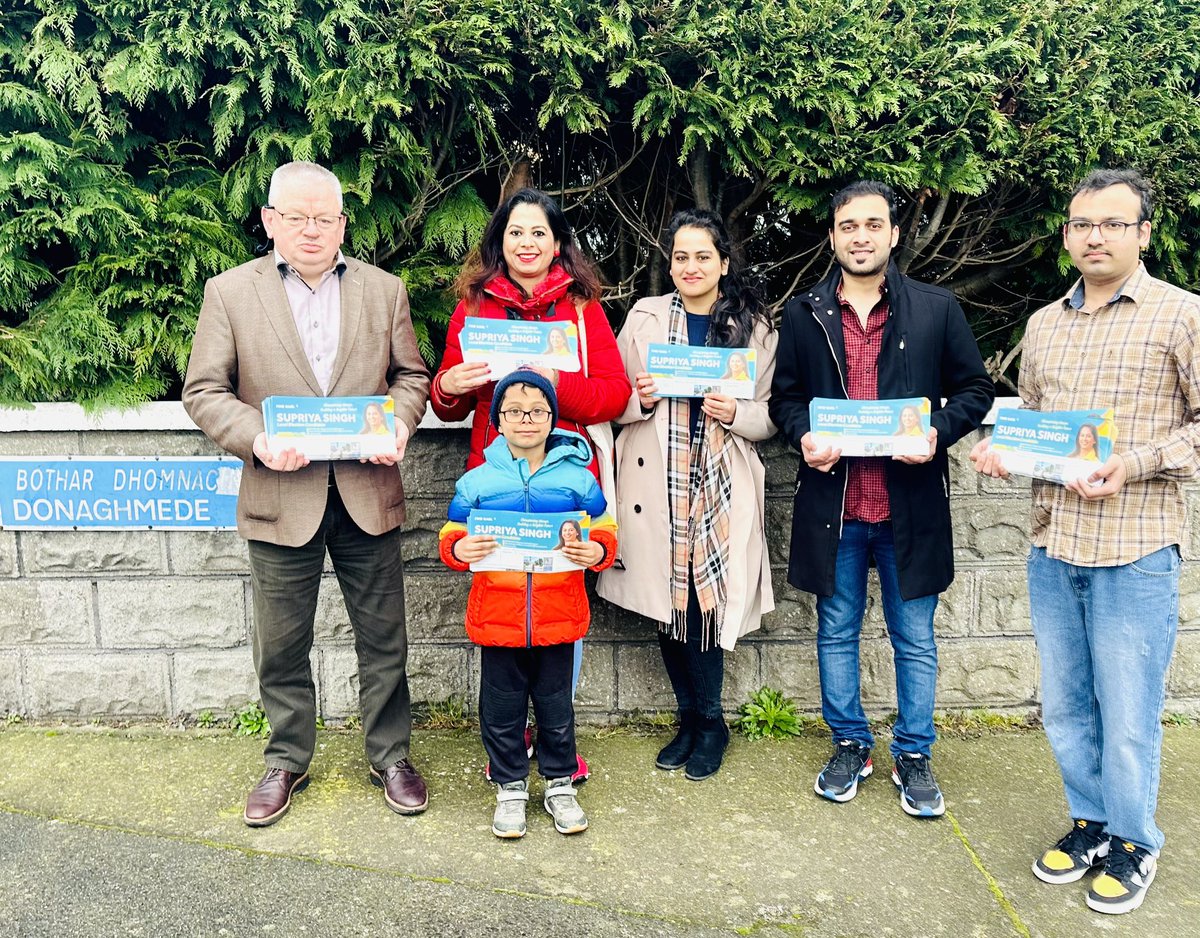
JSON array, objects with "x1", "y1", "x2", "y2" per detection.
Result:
[
  {"x1": 656, "y1": 710, "x2": 698, "y2": 770},
  {"x1": 684, "y1": 715, "x2": 730, "y2": 781}
]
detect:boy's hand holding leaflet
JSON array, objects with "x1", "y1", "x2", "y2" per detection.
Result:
[
  {"x1": 561, "y1": 539, "x2": 604, "y2": 567},
  {"x1": 453, "y1": 534, "x2": 498, "y2": 563}
]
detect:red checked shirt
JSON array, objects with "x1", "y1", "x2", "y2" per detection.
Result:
[{"x1": 839, "y1": 280, "x2": 891, "y2": 522}]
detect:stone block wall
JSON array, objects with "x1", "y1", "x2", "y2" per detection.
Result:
[{"x1": 1, "y1": 406, "x2": 1197, "y2": 723}]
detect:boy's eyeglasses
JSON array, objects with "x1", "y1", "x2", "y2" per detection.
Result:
[{"x1": 499, "y1": 407, "x2": 552, "y2": 424}]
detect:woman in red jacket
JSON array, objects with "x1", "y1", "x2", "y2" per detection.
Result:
[
  {"x1": 433, "y1": 187, "x2": 631, "y2": 782},
  {"x1": 432, "y1": 188, "x2": 630, "y2": 476}
]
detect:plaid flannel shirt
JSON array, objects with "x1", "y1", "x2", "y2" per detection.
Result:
[
  {"x1": 840, "y1": 281, "x2": 891, "y2": 523},
  {"x1": 1018, "y1": 263, "x2": 1200, "y2": 566}
]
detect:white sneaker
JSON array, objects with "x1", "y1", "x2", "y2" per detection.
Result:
[
  {"x1": 543, "y1": 776, "x2": 588, "y2": 834},
  {"x1": 492, "y1": 779, "x2": 528, "y2": 839}
]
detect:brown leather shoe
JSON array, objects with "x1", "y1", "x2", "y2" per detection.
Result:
[
  {"x1": 243, "y1": 768, "x2": 309, "y2": 827},
  {"x1": 369, "y1": 758, "x2": 428, "y2": 815}
]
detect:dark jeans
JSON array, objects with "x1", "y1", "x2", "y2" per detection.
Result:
[
  {"x1": 480, "y1": 643, "x2": 577, "y2": 785},
  {"x1": 247, "y1": 484, "x2": 411, "y2": 774},
  {"x1": 657, "y1": 577, "x2": 725, "y2": 719}
]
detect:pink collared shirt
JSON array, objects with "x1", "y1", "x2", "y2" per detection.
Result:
[{"x1": 275, "y1": 250, "x2": 346, "y2": 394}]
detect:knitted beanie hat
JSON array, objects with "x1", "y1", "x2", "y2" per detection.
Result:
[{"x1": 489, "y1": 368, "x2": 559, "y2": 430}]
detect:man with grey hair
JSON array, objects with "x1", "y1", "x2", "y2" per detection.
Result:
[
  {"x1": 184, "y1": 161, "x2": 432, "y2": 826},
  {"x1": 972, "y1": 168, "x2": 1200, "y2": 915}
]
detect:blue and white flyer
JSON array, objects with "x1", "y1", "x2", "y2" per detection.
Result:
[
  {"x1": 645, "y1": 344, "x2": 757, "y2": 399},
  {"x1": 262, "y1": 395, "x2": 397, "y2": 460},
  {"x1": 809, "y1": 397, "x2": 932, "y2": 457},
  {"x1": 459, "y1": 318, "x2": 581, "y2": 379},
  {"x1": 466, "y1": 509, "x2": 591, "y2": 573},
  {"x1": 988, "y1": 407, "x2": 1116, "y2": 484}
]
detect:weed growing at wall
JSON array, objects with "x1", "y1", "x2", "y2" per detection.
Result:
[{"x1": 738, "y1": 687, "x2": 803, "y2": 741}]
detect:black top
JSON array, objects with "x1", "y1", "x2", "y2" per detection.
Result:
[{"x1": 686, "y1": 312, "x2": 710, "y2": 439}]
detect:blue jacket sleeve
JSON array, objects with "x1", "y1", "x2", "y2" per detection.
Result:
[
  {"x1": 578, "y1": 472, "x2": 607, "y2": 517},
  {"x1": 447, "y1": 476, "x2": 475, "y2": 523}
]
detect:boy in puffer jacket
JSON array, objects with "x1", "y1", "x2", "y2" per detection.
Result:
[{"x1": 439, "y1": 370, "x2": 617, "y2": 838}]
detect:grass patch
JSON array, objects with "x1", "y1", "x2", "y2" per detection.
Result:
[
  {"x1": 413, "y1": 696, "x2": 473, "y2": 730},
  {"x1": 932, "y1": 709, "x2": 1040, "y2": 737}
]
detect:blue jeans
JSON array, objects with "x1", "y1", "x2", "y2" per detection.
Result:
[
  {"x1": 1027, "y1": 545, "x2": 1180, "y2": 854},
  {"x1": 816, "y1": 520, "x2": 939, "y2": 758}
]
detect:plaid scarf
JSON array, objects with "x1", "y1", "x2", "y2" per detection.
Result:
[{"x1": 665, "y1": 293, "x2": 735, "y2": 648}]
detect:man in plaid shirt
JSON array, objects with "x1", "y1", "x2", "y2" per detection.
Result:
[
  {"x1": 770, "y1": 181, "x2": 994, "y2": 820},
  {"x1": 972, "y1": 169, "x2": 1200, "y2": 915}
]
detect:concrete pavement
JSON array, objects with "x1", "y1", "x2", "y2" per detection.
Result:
[{"x1": 1, "y1": 724, "x2": 1195, "y2": 937}]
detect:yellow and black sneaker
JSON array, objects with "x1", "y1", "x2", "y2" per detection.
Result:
[
  {"x1": 1086, "y1": 839, "x2": 1157, "y2": 915},
  {"x1": 1033, "y1": 818, "x2": 1109, "y2": 884}
]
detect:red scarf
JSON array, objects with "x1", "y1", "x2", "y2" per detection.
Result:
[{"x1": 482, "y1": 265, "x2": 574, "y2": 318}]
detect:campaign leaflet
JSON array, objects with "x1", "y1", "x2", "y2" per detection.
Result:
[
  {"x1": 809, "y1": 397, "x2": 932, "y2": 457},
  {"x1": 466, "y1": 509, "x2": 591, "y2": 574},
  {"x1": 459, "y1": 317, "x2": 582, "y2": 380},
  {"x1": 262, "y1": 395, "x2": 397, "y2": 460},
  {"x1": 988, "y1": 407, "x2": 1115, "y2": 484},
  {"x1": 645, "y1": 344, "x2": 757, "y2": 400}
]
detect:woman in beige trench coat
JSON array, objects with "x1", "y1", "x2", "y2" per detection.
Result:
[{"x1": 597, "y1": 209, "x2": 777, "y2": 780}]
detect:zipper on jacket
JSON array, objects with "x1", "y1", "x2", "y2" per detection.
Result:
[
  {"x1": 524, "y1": 478, "x2": 533, "y2": 648},
  {"x1": 810, "y1": 307, "x2": 851, "y2": 540},
  {"x1": 900, "y1": 333, "x2": 911, "y2": 392}
]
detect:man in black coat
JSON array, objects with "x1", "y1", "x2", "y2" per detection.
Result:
[{"x1": 769, "y1": 181, "x2": 994, "y2": 818}]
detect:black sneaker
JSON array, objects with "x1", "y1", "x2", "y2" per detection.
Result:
[
  {"x1": 1086, "y1": 838, "x2": 1157, "y2": 915},
  {"x1": 814, "y1": 740, "x2": 872, "y2": 802},
  {"x1": 1032, "y1": 819, "x2": 1109, "y2": 884},
  {"x1": 891, "y1": 752, "x2": 945, "y2": 817}
]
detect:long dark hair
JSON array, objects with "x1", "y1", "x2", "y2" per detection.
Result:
[
  {"x1": 1069, "y1": 423, "x2": 1100, "y2": 457},
  {"x1": 455, "y1": 187, "x2": 602, "y2": 310},
  {"x1": 662, "y1": 208, "x2": 772, "y2": 347}
]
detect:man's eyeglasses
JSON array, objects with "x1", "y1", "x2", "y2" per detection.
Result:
[
  {"x1": 499, "y1": 407, "x2": 552, "y2": 424},
  {"x1": 264, "y1": 206, "x2": 345, "y2": 231},
  {"x1": 1064, "y1": 219, "x2": 1142, "y2": 240}
]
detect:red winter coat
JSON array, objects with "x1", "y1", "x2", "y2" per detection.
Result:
[{"x1": 430, "y1": 266, "x2": 631, "y2": 478}]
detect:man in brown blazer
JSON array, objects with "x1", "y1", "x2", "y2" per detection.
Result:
[{"x1": 183, "y1": 161, "x2": 432, "y2": 827}]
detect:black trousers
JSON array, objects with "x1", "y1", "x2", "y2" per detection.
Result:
[
  {"x1": 480, "y1": 643, "x2": 576, "y2": 784},
  {"x1": 657, "y1": 576, "x2": 725, "y2": 719},
  {"x1": 247, "y1": 484, "x2": 411, "y2": 773}
]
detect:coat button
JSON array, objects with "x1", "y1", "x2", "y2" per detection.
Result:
[
  {"x1": 634, "y1": 504, "x2": 642, "y2": 513},
  {"x1": 637, "y1": 457, "x2": 644, "y2": 467},
  {"x1": 825, "y1": 523, "x2": 831, "y2": 528}
]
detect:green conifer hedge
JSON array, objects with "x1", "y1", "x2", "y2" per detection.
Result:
[{"x1": 2, "y1": 0, "x2": 1197, "y2": 406}]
